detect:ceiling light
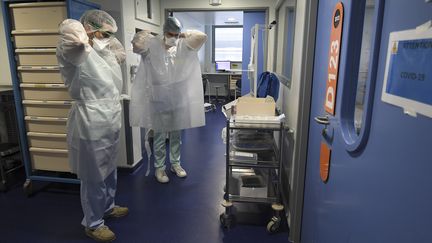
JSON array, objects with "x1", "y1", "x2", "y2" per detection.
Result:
[{"x1": 209, "y1": 0, "x2": 222, "y2": 6}]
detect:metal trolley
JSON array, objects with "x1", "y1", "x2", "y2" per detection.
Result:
[
  {"x1": 1, "y1": 0, "x2": 100, "y2": 196},
  {"x1": 220, "y1": 117, "x2": 285, "y2": 233}
]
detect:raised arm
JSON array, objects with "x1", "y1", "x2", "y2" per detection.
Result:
[
  {"x1": 180, "y1": 30, "x2": 207, "y2": 51},
  {"x1": 131, "y1": 30, "x2": 155, "y2": 56},
  {"x1": 57, "y1": 19, "x2": 92, "y2": 65}
]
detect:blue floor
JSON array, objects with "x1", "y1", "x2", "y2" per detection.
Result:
[{"x1": 0, "y1": 107, "x2": 289, "y2": 243}]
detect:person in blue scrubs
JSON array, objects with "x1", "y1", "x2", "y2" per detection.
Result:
[{"x1": 130, "y1": 17, "x2": 208, "y2": 183}]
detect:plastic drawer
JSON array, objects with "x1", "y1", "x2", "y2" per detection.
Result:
[
  {"x1": 27, "y1": 132, "x2": 67, "y2": 149},
  {"x1": 20, "y1": 84, "x2": 71, "y2": 101},
  {"x1": 25, "y1": 116, "x2": 67, "y2": 134},
  {"x1": 10, "y1": 2, "x2": 66, "y2": 30},
  {"x1": 12, "y1": 30, "x2": 59, "y2": 48},
  {"x1": 16, "y1": 49, "x2": 58, "y2": 66},
  {"x1": 18, "y1": 66, "x2": 62, "y2": 83},
  {"x1": 29, "y1": 147, "x2": 70, "y2": 172},
  {"x1": 22, "y1": 100, "x2": 71, "y2": 117}
]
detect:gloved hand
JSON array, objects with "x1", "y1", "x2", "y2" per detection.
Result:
[
  {"x1": 131, "y1": 30, "x2": 153, "y2": 54},
  {"x1": 58, "y1": 19, "x2": 91, "y2": 65},
  {"x1": 120, "y1": 94, "x2": 131, "y2": 100},
  {"x1": 59, "y1": 19, "x2": 89, "y2": 47},
  {"x1": 182, "y1": 30, "x2": 207, "y2": 50}
]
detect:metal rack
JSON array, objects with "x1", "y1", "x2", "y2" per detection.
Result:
[
  {"x1": 2, "y1": 0, "x2": 99, "y2": 196},
  {"x1": 0, "y1": 90, "x2": 21, "y2": 192},
  {"x1": 220, "y1": 118, "x2": 285, "y2": 233}
]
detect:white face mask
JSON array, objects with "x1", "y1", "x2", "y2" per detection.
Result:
[
  {"x1": 93, "y1": 38, "x2": 111, "y2": 51},
  {"x1": 165, "y1": 37, "x2": 178, "y2": 47}
]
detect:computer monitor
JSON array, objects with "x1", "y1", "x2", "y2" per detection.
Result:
[{"x1": 215, "y1": 61, "x2": 230, "y2": 71}]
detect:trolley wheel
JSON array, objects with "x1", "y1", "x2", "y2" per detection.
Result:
[
  {"x1": 0, "y1": 181, "x2": 6, "y2": 192},
  {"x1": 267, "y1": 216, "x2": 281, "y2": 233},
  {"x1": 23, "y1": 179, "x2": 32, "y2": 197},
  {"x1": 220, "y1": 213, "x2": 235, "y2": 229}
]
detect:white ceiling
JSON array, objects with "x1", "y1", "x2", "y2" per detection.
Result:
[{"x1": 174, "y1": 11, "x2": 243, "y2": 26}]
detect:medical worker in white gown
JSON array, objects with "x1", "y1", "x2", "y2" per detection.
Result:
[
  {"x1": 130, "y1": 17, "x2": 207, "y2": 183},
  {"x1": 56, "y1": 10, "x2": 128, "y2": 242}
]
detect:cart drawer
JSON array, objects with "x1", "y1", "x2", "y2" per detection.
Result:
[
  {"x1": 23, "y1": 100, "x2": 71, "y2": 117},
  {"x1": 25, "y1": 116, "x2": 67, "y2": 133},
  {"x1": 27, "y1": 132, "x2": 67, "y2": 149},
  {"x1": 20, "y1": 84, "x2": 71, "y2": 101},
  {"x1": 16, "y1": 49, "x2": 58, "y2": 66},
  {"x1": 12, "y1": 30, "x2": 59, "y2": 48},
  {"x1": 18, "y1": 66, "x2": 62, "y2": 83},
  {"x1": 10, "y1": 2, "x2": 66, "y2": 30},
  {"x1": 29, "y1": 147, "x2": 70, "y2": 172}
]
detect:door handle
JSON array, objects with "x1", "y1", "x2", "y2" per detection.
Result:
[{"x1": 314, "y1": 115, "x2": 330, "y2": 125}]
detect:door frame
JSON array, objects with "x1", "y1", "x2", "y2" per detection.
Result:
[{"x1": 288, "y1": 0, "x2": 318, "y2": 242}]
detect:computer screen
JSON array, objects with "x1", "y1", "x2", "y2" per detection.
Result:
[{"x1": 215, "y1": 61, "x2": 230, "y2": 71}]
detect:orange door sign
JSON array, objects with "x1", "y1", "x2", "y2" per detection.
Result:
[
  {"x1": 325, "y1": 2, "x2": 344, "y2": 115},
  {"x1": 320, "y1": 2, "x2": 344, "y2": 182}
]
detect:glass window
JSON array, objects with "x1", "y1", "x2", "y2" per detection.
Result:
[
  {"x1": 212, "y1": 26, "x2": 243, "y2": 62},
  {"x1": 282, "y1": 7, "x2": 296, "y2": 82},
  {"x1": 354, "y1": 1, "x2": 375, "y2": 134},
  {"x1": 340, "y1": 0, "x2": 384, "y2": 152}
]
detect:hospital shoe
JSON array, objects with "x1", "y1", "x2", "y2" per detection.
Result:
[
  {"x1": 105, "y1": 206, "x2": 129, "y2": 219},
  {"x1": 155, "y1": 168, "x2": 169, "y2": 183},
  {"x1": 170, "y1": 164, "x2": 187, "y2": 178},
  {"x1": 85, "y1": 225, "x2": 116, "y2": 242}
]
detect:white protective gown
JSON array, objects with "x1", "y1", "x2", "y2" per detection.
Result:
[
  {"x1": 96, "y1": 38, "x2": 124, "y2": 93},
  {"x1": 130, "y1": 31, "x2": 206, "y2": 132},
  {"x1": 57, "y1": 44, "x2": 122, "y2": 181}
]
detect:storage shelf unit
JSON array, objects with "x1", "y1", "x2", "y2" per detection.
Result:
[
  {"x1": 2, "y1": 0, "x2": 100, "y2": 195},
  {"x1": 220, "y1": 118, "x2": 286, "y2": 232}
]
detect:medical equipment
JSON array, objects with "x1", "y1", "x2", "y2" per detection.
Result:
[{"x1": 220, "y1": 115, "x2": 286, "y2": 233}]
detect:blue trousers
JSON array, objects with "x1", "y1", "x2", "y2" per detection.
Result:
[
  {"x1": 80, "y1": 169, "x2": 117, "y2": 229},
  {"x1": 153, "y1": 130, "x2": 181, "y2": 170}
]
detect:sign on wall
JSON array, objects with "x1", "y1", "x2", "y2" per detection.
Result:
[{"x1": 382, "y1": 23, "x2": 432, "y2": 118}]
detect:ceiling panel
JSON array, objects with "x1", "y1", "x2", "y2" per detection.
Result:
[{"x1": 174, "y1": 11, "x2": 243, "y2": 27}]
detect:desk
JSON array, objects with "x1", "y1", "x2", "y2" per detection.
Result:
[{"x1": 202, "y1": 72, "x2": 241, "y2": 100}]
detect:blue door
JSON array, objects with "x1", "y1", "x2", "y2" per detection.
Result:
[{"x1": 302, "y1": 0, "x2": 432, "y2": 242}]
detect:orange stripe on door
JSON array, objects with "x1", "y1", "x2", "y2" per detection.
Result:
[
  {"x1": 320, "y1": 142, "x2": 331, "y2": 182},
  {"x1": 324, "y1": 2, "x2": 344, "y2": 115},
  {"x1": 320, "y1": 2, "x2": 344, "y2": 182}
]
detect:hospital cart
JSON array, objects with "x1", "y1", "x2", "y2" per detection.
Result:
[
  {"x1": 2, "y1": 0, "x2": 100, "y2": 196},
  {"x1": 220, "y1": 117, "x2": 285, "y2": 233}
]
